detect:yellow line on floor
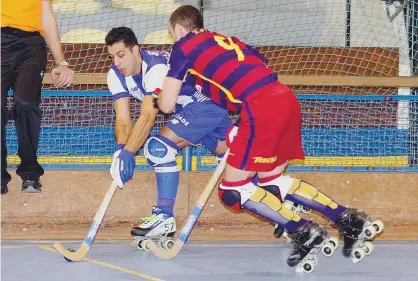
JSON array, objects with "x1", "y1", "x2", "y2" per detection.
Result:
[{"x1": 37, "y1": 246, "x2": 165, "y2": 281}]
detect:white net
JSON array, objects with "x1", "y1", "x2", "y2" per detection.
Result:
[{"x1": 6, "y1": 0, "x2": 417, "y2": 170}]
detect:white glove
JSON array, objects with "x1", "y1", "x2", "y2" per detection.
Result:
[
  {"x1": 110, "y1": 149, "x2": 136, "y2": 188},
  {"x1": 110, "y1": 150, "x2": 124, "y2": 188}
]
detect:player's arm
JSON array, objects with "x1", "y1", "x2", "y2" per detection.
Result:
[
  {"x1": 157, "y1": 77, "x2": 183, "y2": 114},
  {"x1": 108, "y1": 68, "x2": 133, "y2": 148},
  {"x1": 111, "y1": 97, "x2": 158, "y2": 188},
  {"x1": 124, "y1": 96, "x2": 159, "y2": 153},
  {"x1": 113, "y1": 97, "x2": 132, "y2": 147},
  {"x1": 157, "y1": 44, "x2": 189, "y2": 114},
  {"x1": 41, "y1": 0, "x2": 73, "y2": 87}
]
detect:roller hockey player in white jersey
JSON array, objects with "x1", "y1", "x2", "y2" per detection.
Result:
[{"x1": 106, "y1": 27, "x2": 231, "y2": 249}]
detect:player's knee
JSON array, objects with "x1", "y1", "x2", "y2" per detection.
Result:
[
  {"x1": 144, "y1": 135, "x2": 178, "y2": 167},
  {"x1": 218, "y1": 180, "x2": 258, "y2": 210},
  {"x1": 258, "y1": 175, "x2": 295, "y2": 198},
  {"x1": 259, "y1": 185, "x2": 282, "y2": 201},
  {"x1": 13, "y1": 100, "x2": 40, "y2": 112},
  {"x1": 12, "y1": 101, "x2": 41, "y2": 121},
  {"x1": 218, "y1": 186, "x2": 242, "y2": 210}
]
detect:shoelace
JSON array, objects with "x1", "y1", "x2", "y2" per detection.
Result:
[{"x1": 139, "y1": 215, "x2": 160, "y2": 227}]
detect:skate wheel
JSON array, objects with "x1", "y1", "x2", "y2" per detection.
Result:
[
  {"x1": 362, "y1": 241, "x2": 374, "y2": 255},
  {"x1": 301, "y1": 206, "x2": 311, "y2": 214},
  {"x1": 162, "y1": 239, "x2": 175, "y2": 250},
  {"x1": 372, "y1": 220, "x2": 384, "y2": 234},
  {"x1": 64, "y1": 248, "x2": 75, "y2": 262},
  {"x1": 322, "y1": 243, "x2": 335, "y2": 257},
  {"x1": 364, "y1": 225, "x2": 377, "y2": 239},
  {"x1": 328, "y1": 237, "x2": 339, "y2": 249},
  {"x1": 302, "y1": 259, "x2": 315, "y2": 273},
  {"x1": 138, "y1": 240, "x2": 150, "y2": 251},
  {"x1": 352, "y1": 248, "x2": 365, "y2": 263},
  {"x1": 136, "y1": 239, "x2": 143, "y2": 250}
]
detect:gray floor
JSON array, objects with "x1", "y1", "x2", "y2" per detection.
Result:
[{"x1": 1, "y1": 240, "x2": 417, "y2": 281}]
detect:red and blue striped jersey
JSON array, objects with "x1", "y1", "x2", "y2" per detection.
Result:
[{"x1": 167, "y1": 31, "x2": 278, "y2": 112}]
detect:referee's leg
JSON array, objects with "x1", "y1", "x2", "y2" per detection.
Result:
[
  {"x1": 1, "y1": 28, "x2": 17, "y2": 194},
  {"x1": 12, "y1": 33, "x2": 47, "y2": 192}
]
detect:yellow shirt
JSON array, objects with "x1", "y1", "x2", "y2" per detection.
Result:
[{"x1": 1, "y1": 0, "x2": 44, "y2": 35}]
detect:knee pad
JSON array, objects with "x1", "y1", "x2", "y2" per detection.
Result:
[
  {"x1": 218, "y1": 181, "x2": 258, "y2": 210},
  {"x1": 258, "y1": 175, "x2": 294, "y2": 198},
  {"x1": 144, "y1": 135, "x2": 178, "y2": 169},
  {"x1": 259, "y1": 185, "x2": 282, "y2": 201},
  {"x1": 287, "y1": 179, "x2": 338, "y2": 209}
]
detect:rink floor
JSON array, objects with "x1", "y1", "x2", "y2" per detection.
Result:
[{"x1": 1, "y1": 240, "x2": 417, "y2": 281}]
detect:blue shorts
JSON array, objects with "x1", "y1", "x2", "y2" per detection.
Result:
[{"x1": 166, "y1": 101, "x2": 231, "y2": 154}]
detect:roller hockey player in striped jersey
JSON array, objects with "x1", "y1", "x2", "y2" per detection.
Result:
[{"x1": 106, "y1": 27, "x2": 231, "y2": 249}]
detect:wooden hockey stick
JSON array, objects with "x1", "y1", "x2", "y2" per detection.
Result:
[
  {"x1": 53, "y1": 180, "x2": 119, "y2": 261},
  {"x1": 143, "y1": 150, "x2": 229, "y2": 259}
]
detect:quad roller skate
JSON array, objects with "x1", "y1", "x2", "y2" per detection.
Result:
[
  {"x1": 131, "y1": 207, "x2": 176, "y2": 251},
  {"x1": 274, "y1": 201, "x2": 312, "y2": 240},
  {"x1": 335, "y1": 208, "x2": 384, "y2": 263},
  {"x1": 287, "y1": 221, "x2": 339, "y2": 273}
]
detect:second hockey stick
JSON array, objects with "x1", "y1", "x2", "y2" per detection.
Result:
[{"x1": 143, "y1": 150, "x2": 229, "y2": 259}]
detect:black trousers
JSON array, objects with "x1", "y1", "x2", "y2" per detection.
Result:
[{"x1": 1, "y1": 27, "x2": 47, "y2": 185}]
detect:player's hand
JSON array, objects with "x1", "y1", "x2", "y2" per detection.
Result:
[
  {"x1": 110, "y1": 149, "x2": 135, "y2": 188},
  {"x1": 110, "y1": 144, "x2": 125, "y2": 184},
  {"x1": 51, "y1": 66, "x2": 74, "y2": 88},
  {"x1": 115, "y1": 143, "x2": 125, "y2": 150}
]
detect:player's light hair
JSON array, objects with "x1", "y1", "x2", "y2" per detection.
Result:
[
  {"x1": 105, "y1": 26, "x2": 138, "y2": 49},
  {"x1": 169, "y1": 5, "x2": 204, "y2": 32}
]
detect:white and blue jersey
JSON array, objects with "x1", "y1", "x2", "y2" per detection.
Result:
[
  {"x1": 107, "y1": 50, "x2": 210, "y2": 111},
  {"x1": 107, "y1": 50, "x2": 231, "y2": 153}
]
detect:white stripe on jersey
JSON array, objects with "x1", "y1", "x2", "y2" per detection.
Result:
[
  {"x1": 107, "y1": 50, "x2": 212, "y2": 108},
  {"x1": 107, "y1": 50, "x2": 169, "y2": 102}
]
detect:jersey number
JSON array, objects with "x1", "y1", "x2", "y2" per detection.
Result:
[{"x1": 214, "y1": 35, "x2": 245, "y2": 61}]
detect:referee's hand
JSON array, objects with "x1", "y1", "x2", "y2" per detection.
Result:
[{"x1": 51, "y1": 66, "x2": 74, "y2": 87}]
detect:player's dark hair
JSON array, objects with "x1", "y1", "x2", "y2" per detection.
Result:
[
  {"x1": 105, "y1": 27, "x2": 138, "y2": 48},
  {"x1": 169, "y1": 5, "x2": 204, "y2": 31}
]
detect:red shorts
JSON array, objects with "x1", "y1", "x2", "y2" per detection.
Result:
[{"x1": 226, "y1": 83, "x2": 305, "y2": 172}]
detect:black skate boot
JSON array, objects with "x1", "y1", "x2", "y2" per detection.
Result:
[
  {"x1": 287, "y1": 221, "x2": 328, "y2": 268},
  {"x1": 335, "y1": 208, "x2": 384, "y2": 259},
  {"x1": 21, "y1": 173, "x2": 42, "y2": 193},
  {"x1": 273, "y1": 201, "x2": 311, "y2": 239}
]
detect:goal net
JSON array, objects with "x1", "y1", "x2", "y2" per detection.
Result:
[{"x1": 5, "y1": 0, "x2": 418, "y2": 171}]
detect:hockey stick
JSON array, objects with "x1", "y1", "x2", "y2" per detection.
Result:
[
  {"x1": 53, "y1": 180, "x2": 119, "y2": 261},
  {"x1": 143, "y1": 150, "x2": 229, "y2": 259}
]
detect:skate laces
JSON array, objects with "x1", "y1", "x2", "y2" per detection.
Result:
[
  {"x1": 138, "y1": 214, "x2": 162, "y2": 228},
  {"x1": 140, "y1": 214, "x2": 157, "y2": 222}
]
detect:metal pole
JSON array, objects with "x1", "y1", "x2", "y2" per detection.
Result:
[
  {"x1": 408, "y1": 0, "x2": 418, "y2": 166},
  {"x1": 346, "y1": 0, "x2": 351, "y2": 47}
]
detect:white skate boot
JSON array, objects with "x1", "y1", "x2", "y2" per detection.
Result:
[{"x1": 131, "y1": 207, "x2": 176, "y2": 251}]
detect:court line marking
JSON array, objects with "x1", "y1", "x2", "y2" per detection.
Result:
[{"x1": 37, "y1": 245, "x2": 165, "y2": 281}]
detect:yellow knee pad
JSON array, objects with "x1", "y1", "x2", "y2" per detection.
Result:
[
  {"x1": 249, "y1": 187, "x2": 302, "y2": 222},
  {"x1": 288, "y1": 179, "x2": 338, "y2": 209}
]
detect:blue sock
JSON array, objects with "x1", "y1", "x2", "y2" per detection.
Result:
[{"x1": 156, "y1": 161, "x2": 179, "y2": 216}]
